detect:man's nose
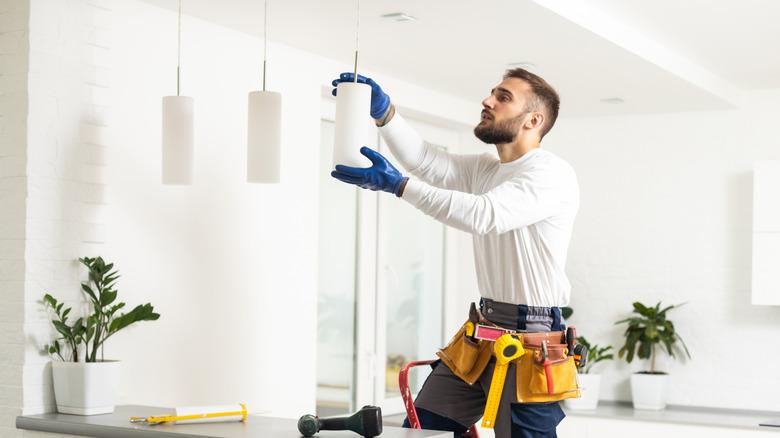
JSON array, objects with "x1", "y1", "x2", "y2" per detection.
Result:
[{"x1": 482, "y1": 96, "x2": 495, "y2": 108}]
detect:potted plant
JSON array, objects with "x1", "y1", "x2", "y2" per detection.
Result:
[
  {"x1": 615, "y1": 301, "x2": 690, "y2": 410},
  {"x1": 43, "y1": 256, "x2": 159, "y2": 415},
  {"x1": 564, "y1": 337, "x2": 613, "y2": 410}
]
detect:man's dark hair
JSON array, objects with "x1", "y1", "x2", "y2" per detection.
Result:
[{"x1": 504, "y1": 68, "x2": 560, "y2": 139}]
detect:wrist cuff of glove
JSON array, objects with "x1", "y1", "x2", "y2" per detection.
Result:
[
  {"x1": 394, "y1": 177, "x2": 409, "y2": 197},
  {"x1": 375, "y1": 103, "x2": 395, "y2": 127}
]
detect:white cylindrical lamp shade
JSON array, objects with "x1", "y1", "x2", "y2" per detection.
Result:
[
  {"x1": 247, "y1": 91, "x2": 282, "y2": 183},
  {"x1": 162, "y1": 96, "x2": 195, "y2": 185},
  {"x1": 333, "y1": 82, "x2": 371, "y2": 168}
]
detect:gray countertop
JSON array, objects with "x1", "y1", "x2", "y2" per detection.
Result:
[
  {"x1": 16, "y1": 405, "x2": 452, "y2": 438},
  {"x1": 563, "y1": 400, "x2": 780, "y2": 431},
  {"x1": 381, "y1": 401, "x2": 780, "y2": 431}
]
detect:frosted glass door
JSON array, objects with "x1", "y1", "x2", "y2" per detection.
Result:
[
  {"x1": 379, "y1": 180, "x2": 444, "y2": 398},
  {"x1": 316, "y1": 120, "x2": 358, "y2": 415},
  {"x1": 375, "y1": 118, "x2": 458, "y2": 413}
]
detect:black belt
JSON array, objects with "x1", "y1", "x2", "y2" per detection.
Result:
[{"x1": 479, "y1": 298, "x2": 563, "y2": 331}]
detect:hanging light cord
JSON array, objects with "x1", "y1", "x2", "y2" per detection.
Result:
[
  {"x1": 263, "y1": 0, "x2": 268, "y2": 91},
  {"x1": 353, "y1": 0, "x2": 359, "y2": 82},
  {"x1": 177, "y1": 0, "x2": 182, "y2": 96}
]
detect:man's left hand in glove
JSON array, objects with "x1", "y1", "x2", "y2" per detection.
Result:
[{"x1": 331, "y1": 146, "x2": 409, "y2": 197}]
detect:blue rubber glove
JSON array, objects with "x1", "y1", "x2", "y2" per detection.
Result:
[
  {"x1": 331, "y1": 147, "x2": 408, "y2": 197},
  {"x1": 331, "y1": 72, "x2": 391, "y2": 119}
]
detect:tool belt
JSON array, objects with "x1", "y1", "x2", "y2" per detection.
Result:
[{"x1": 436, "y1": 303, "x2": 581, "y2": 403}]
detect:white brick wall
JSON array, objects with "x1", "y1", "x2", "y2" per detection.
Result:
[
  {"x1": 1, "y1": 0, "x2": 30, "y2": 436},
  {"x1": 20, "y1": 0, "x2": 111, "y2": 419},
  {"x1": 1, "y1": 0, "x2": 111, "y2": 434}
]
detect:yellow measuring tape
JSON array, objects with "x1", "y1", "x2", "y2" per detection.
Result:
[{"x1": 481, "y1": 334, "x2": 524, "y2": 429}]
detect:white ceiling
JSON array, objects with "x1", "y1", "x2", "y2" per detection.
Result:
[
  {"x1": 138, "y1": 0, "x2": 780, "y2": 117},
  {"x1": 584, "y1": 0, "x2": 780, "y2": 90}
]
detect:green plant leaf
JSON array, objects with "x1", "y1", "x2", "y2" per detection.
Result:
[
  {"x1": 101, "y1": 290, "x2": 117, "y2": 307},
  {"x1": 43, "y1": 256, "x2": 161, "y2": 362},
  {"x1": 662, "y1": 336, "x2": 674, "y2": 356},
  {"x1": 615, "y1": 317, "x2": 645, "y2": 326},
  {"x1": 623, "y1": 328, "x2": 642, "y2": 363},
  {"x1": 108, "y1": 302, "x2": 126, "y2": 317},
  {"x1": 616, "y1": 301, "x2": 690, "y2": 367},
  {"x1": 89, "y1": 268, "x2": 101, "y2": 284},
  {"x1": 109, "y1": 303, "x2": 160, "y2": 334},
  {"x1": 52, "y1": 320, "x2": 72, "y2": 338},
  {"x1": 644, "y1": 325, "x2": 658, "y2": 340},
  {"x1": 575, "y1": 336, "x2": 589, "y2": 347},
  {"x1": 676, "y1": 333, "x2": 692, "y2": 359},
  {"x1": 43, "y1": 294, "x2": 57, "y2": 307},
  {"x1": 621, "y1": 344, "x2": 631, "y2": 362},
  {"x1": 103, "y1": 274, "x2": 120, "y2": 288},
  {"x1": 632, "y1": 302, "x2": 649, "y2": 315},
  {"x1": 639, "y1": 340, "x2": 652, "y2": 359},
  {"x1": 81, "y1": 284, "x2": 98, "y2": 302}
]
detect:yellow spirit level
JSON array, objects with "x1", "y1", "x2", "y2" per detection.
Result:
[{"x1": 129, "y1": 404, "x2": 247, "y2": 425}]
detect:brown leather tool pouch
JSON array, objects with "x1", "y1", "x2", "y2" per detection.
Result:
[
  {"x1": 516, "y1": 342, "x2": 580, "y2": 403},
  {"x1": 436, "y1": 321, "x2": 493, "y2": 385}
]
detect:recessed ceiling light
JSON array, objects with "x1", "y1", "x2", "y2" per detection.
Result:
[
  {"x1": 381, "y1": 12, "x2": 417, "y2": 22},
  {"x1": 506, "y1": 62, "x2": 536, "y2": 70},
  {"x1": 601, "y1": 97, "x2": 625, "y2": 104}
]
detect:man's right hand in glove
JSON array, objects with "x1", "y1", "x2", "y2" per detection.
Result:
[{"x1": 331, "y1": 72, "x2": 392, "y2": 120}]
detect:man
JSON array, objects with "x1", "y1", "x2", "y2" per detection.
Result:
[{"x1": 331, "y1": 68, "x2": 579, "y2": 438}]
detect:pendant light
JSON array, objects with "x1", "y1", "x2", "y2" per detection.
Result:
[
  {"x1": 333, "y1": 0, "x2": 372, "y2": 168},
  {"x1": 247, "y1": 0, "x2": 282, "y2": 183},
  {"x1": 162, "y1": 0, "x2": 194, "y2": 185}
]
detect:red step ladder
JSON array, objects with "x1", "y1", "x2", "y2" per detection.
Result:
[{"x1": 398, "y1": 360, "x2": 480, "y2": 438}]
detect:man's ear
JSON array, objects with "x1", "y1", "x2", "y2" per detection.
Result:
[{"x1": 525, "y1": 112, "x2": 545, "y2": 130}]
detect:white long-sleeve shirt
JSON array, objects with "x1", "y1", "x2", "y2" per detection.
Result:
[{"x1": 380, "y1": 112, "x2": 579, "y2": 307}]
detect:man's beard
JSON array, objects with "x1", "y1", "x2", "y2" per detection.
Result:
[{"x1": 473, "y1": 113, "x2": 525, "y2": 145}]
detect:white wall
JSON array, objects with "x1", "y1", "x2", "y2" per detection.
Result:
[
  {"x1": 105, "y1": 0, "x2": 482, "y2": 418},
  {"x1": 12, "y1": 0, "x2": 780, "y2": 433},
  {"x1": 105, "y1": 0, "x2": 320, "y2": 417},
  {"x1": 7, "y1": 0, "x2": 479, "y2": 427},
  {"x1": 541, "y1": 89, "x2": 780, "y2": 411}
]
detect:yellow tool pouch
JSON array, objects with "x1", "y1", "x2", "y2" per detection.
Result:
[
  {"x1": 516, "y1": 344, "x2": 580, "y2": 403},
  {"x1": 436, "y1": 321, "x2": 493, "y2": 385},
  {"x1": 437, "y1": 319, "x2": 582, "y2": 402}
]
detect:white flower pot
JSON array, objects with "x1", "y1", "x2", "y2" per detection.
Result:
[
  {"x1": 52, "y1": 360, "x2": 120, "y2": 415},
  {"x1": 630, "y1": 372, "x2": 668, "y2": 410},
  {"x1": 564, "y1": 373, "x2": 601, "y2": 410}
]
